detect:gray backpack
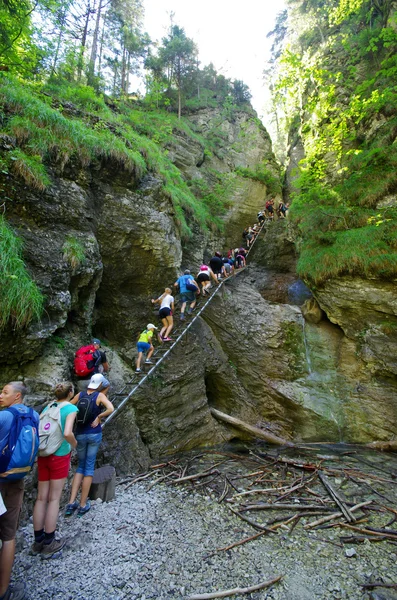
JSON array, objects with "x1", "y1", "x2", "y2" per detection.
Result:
[{"x1": 38, "y1": 401, "x2": 69, "y2": 457}]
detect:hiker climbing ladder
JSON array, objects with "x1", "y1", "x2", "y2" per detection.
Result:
[{"x1": 103, "y1": 221, "x2": 267, "y2": 428}]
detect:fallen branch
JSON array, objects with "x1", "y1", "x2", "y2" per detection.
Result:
[
  {"x1": 210, "y1": 408, "x2": 293, "y2": 447},
  {"x1": 187, "y1": 575, "x2": 283, "y2": 599},
  {"x1": 318, "y1": 471, "x2": 355, "y2": 522},
  {"x1": 361, "y1": 582, "x2": 397, "y2": 589},
  {"x1": 240, "y1": 503, "x2": 336, "y2": 513},
  {"x1": 169, "y1": 469, "x2": 219, "y2": 484},
  {"x1": 304, "y1": 501, "x2": 372, "y2": 530},
  {"x1": 227, "y1": 506, "x2": 276, "y2": 534}
]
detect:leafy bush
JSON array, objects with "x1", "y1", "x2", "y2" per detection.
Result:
[
  {"x1": 0, "y1": 215, "x2": 44, "y2": 329},
  {"x1": 235, "y1": 165, "x2": 282, "y2": 196}
]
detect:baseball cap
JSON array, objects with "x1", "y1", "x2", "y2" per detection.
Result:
[
  {"x1": 92, "y1": 338, "x2": 101, "y2": 346},
  {"x1": 146, "y1": 323, "x2": 158, "y2": 330},
  {"x1": 88, "y1": 373, "x2": 110, "y2": 390}
]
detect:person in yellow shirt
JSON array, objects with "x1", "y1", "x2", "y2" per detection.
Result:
[{"x1": 136, "y1": 324, "x2": 158, "y2": 373}]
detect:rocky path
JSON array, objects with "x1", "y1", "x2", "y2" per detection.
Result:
[{"x1": 14, "y1": 476, "x2": 397, "y2": 600}]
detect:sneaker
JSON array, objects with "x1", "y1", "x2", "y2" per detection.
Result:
[
  {"x1": 30, "y1": 539, "x2": 45, "y2": 555},
  {"x1": 162, "y1": 337, "x2": 173, "y2": 342},
  {"x1": 135, "y1": 368, "x2": 142, "y2": 373},
  {"x1": 65, "y1": 501, "x2": 79, "y2": 517},
  {"x1": 41, "y1": 537, "x2": 66, "y2": 559},
  {"x1": 187, "y1": 308, "x2": 193, "y2": 315},
  {"x1": 2, "y1": 582, "x2": 27, "y2": 600},
  {"x1": 145, "y1": 359, "x2": 153, "y2": 364},
  {"x1": 180, "y1": 313, "x2": 185, "y2": 321},
  {"x1": 77, "y1": 501, "x2": 91, "y2": 517}
]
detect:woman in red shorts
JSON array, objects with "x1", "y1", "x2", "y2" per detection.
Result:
[{"x1": 32, "y1": 382, "x2": 77, "y2": 559}]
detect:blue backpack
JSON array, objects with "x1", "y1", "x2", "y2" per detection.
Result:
[{"x1": 0, "y1": 406, "x2": 39, "y2": 480}]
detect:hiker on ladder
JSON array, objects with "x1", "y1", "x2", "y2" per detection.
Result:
[
  {"x1": 135, "y1": 324, "x2": 158, "y2": 373},
  {"x1": 174, "y1": 270, "x2": 198, "y2": 321},
  {"x1": 151, "y1": 287, "x2": 175, "y2": 342}
]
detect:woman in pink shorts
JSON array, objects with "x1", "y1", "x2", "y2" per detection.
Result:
[{"x1": 32, "y1": 382, "x2": 78, "y2": 559}]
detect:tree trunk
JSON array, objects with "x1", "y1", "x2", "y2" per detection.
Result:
[
  {"x1": 87, "y1": 0, "x2": 103, "y2": 85},
  {"x1": 210, "y1": 408, "x2": 293, "y2": 447},
  {"x1": 77, "y1": 0, "x2": 93, "y2": 82}
]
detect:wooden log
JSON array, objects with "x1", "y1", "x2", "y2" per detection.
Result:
[
  {"x1": 304, "y1": 501, "x2": 372, "y2": 529},
  {"x1": 187, "y1": 576, "x2": 283, "y2": 599},
  {"x1": 89, "y1": 465, "x2": 116, "y2": 502},
  {"x1": 318, "y1": 471, "x2": 355, "y2": 522},
  {"x1": 240, "y1": 503, "x2": 336, "y2": 513},
  {"x1": 210, "y1": 408, "x2": 293, "y2": 447},
  {"x1": 366, "y1": 440, "x2": 397, "y2": 451}
]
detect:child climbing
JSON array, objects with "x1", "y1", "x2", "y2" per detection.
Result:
[{"x1": 136, "y1": 324, "x2": 157, "y2": 373}]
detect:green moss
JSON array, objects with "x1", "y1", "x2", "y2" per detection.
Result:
[{"x1": 0, "y1": 215, "x2": 44, "y2": 329}]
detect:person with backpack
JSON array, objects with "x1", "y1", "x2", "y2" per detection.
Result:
[
  {"x1": 135, "y1": 324, "x2": 158, "y2": 373},
  {"x1": 65, "y1": 374, "x2": 113, "y2": 518},
  {"x1": 74, "y1": 339, "x2": 109, "y2": 392},
  {"x1": 151, "y1": 287, "x2": 175, "y2": 342},
  {"x1": 196, "y1": 264, "x2": 218, "y2": 295},
  {"x1": 32, "y1": 382, "x2": 78, "y2": 559},
  {"x1": 174, "y1": 269, "x2": 198, "y2": 321},
  {"x1": 0, "y1": 382, "x2": 39, "y2": 600}
]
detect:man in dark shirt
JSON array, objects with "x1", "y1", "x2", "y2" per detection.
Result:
[
  {"x1": 92, "y1": 339, "x2": 109, "y2": 374},
  {"x1": 209, "y1": 252, "x2": 224, "y2": 280}
]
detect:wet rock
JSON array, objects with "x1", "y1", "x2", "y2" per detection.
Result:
[{"x1": 302, "y1": 298, "x2": 323, "y2": 324}]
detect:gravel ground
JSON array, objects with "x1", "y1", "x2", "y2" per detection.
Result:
[{"x1": 13, "y1": 479, "x2": 397, "y2": 600}]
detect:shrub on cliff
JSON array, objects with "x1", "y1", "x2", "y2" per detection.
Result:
[{"x1": 0, "y1": 215, "x2": 43, "y2": 329}]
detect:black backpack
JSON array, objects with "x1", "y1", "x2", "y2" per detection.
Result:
[{"x1": 76, "y1": 391, "x2": 99, "y2": 426}]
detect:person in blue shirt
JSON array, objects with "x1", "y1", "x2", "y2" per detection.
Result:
[
  {"x1": 0, "y1": 382, "x2": 39, "y2": 600},
  {"x1": 174, "y1": 269, "x2": 199, "y2": 321}
]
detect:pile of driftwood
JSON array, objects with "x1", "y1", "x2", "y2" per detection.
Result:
[{"x1": 118, "y1": 446, "x2": 397, "y2": 598}]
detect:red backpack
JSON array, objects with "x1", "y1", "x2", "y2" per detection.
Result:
[{"x1": 74, "y1": 345, "x2": 95, "y2": 377}]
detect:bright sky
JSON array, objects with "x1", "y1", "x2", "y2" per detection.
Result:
[{"x1": 143, "y1": 0, "x2": 286, "y2": 122}]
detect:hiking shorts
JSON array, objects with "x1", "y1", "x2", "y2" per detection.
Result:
[
  {"x1": 159, "y1": 307, "x2": 172, "y2": 319},
  {"x1": 0, "y1": 479, "x2": 24, "y2": 542},
  {"x1": 76, "y1": 432, "x2": 102, "y2": 477},
  {"x1": 180, "y1": 291, "x2": 195, "y2": 303},
  {"x1": 137, "y1": 342, "x2": 151, "y2": 353},
  {"x1": 37, "y1": 453, "x2": 71, "y2": 481}
]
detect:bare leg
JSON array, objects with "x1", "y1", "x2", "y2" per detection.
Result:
[
  {"x1": 44, "y1": 478, "x2": 67, "y2": 534},
  {"x1": 79, "y1": 476, "x2": 93, "y2": 508},
  {"x1": 0, "y1": 539, "x2": 15, "y2": 596},
  {"x1": 160, "y1": 318, "x2": 168, "y2": 339},
  {"x1": 165, "y1": 316, "x2": 173, "y2": 337},
  {"x1": 136, "y1": 351, "x2": 143, "y2": 369},
  {"x1": 180, "y1": 301, "x2": 187, "y2": 315},
  {"x1": 147, "y1": 347, "x2": 154, "y2": 360},
  {"x1": 33, "y1": 480, "x2": 50, "y2": 531},
  {"x1": 68, "y1": 472, "x2": 84, "y2": 504}
]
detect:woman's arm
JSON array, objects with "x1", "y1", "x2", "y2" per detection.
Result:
[
  {"x1": 64, "y1": 412, "x2": 77, "y2": 448},
  {"x1": 91, "y1": 393, "x2": 114, "y2": 427},
  {"x1": 151, "y1": 293, "x2": 164, "y2": 305}
]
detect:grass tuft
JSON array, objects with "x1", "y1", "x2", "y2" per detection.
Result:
[{"x1": 0, "y1": 215, "x2": 44, "y2": 329}]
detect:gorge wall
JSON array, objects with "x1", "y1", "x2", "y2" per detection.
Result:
[{"x1": 1, "y1": 84, "x2": 396, "y2": 475}]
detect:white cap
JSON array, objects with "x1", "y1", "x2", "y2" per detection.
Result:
[
  {"x1": 88, "y1": 373, "x2": 110, "y2": 390},
  {"x1": 146, "y1": 323, "x2": 158, "y2": 330}
]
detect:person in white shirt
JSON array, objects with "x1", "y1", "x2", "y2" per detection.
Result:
[{"x1": 151, "y1": 288, "x2": 175, "y2": 342}]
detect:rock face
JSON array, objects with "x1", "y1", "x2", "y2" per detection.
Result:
[{"x1": 1, "y1": 102, "x2": 397, "y2": 475}]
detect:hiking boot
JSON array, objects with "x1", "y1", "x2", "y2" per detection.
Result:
[
  {"x1": 30, "y1": 539, "x2": 45, "y2": 555},
  {"x1": 65, "y1": 501, "x2": 79, "y2": 517},
  {"x1": 180, "y1": 313, "x2": 185, "y2": 321},
  {"x1": 135, "y1": 368, "x2": 142, "y2": 373},
  {"x1": 145, "y1": 359, "x2": 153, "y2": 364},
  {"x1": 41, "y1": 537, "x2": 66, "y2": 559},
  {"x1": 2, "y1": 582, "x2": 26, "y2": 600},
  {"x1": 77, "y1": 501, "x2": 91, "y2": 517}
]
